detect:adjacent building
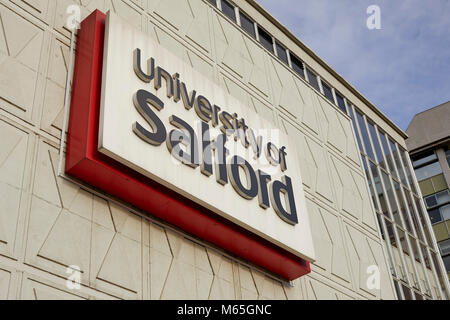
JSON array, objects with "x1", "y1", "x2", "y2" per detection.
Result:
[
  {"x1": 0, "y1": 0, "x2": 448, "y2": 300},
  {"x1": 406, "y1": 101, "x2": 450, "y2": 281}
]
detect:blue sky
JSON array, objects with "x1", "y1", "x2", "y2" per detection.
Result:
[{"x1": 258, "y1": 0, "x2": 450, "y2": 131}]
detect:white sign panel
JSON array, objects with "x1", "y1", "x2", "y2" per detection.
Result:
[{"x1": 99, "y1": 12, "x2": 315, "y2": 262}]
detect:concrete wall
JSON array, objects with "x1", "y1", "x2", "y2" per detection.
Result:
[{"x1": 0, "y1": 0, "x2": 395, "y2": 300}]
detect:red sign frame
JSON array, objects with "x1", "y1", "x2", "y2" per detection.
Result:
[{"x1": 66, "y1": 10, "x2": 310, "y2": 281}]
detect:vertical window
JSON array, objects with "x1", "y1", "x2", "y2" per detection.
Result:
[
  {"x1": 446, "y1": 148, "x2": 450, "y2": 168},
  {"x1": 349, "y1": 106, "x2": 363, "y2": 151},
  {"x1": 389, "y1": 139, "x2": 406, "y2": 184},
  {"x1": 207, "y1": 0, "x2": 217, "y2": 7},
  {"x1": 355, "y1": 110, "x2": 375, "y2": 161},
  {"x1": 306, "y1": 68, "x2": 320, "y2": 91},
  {"x1": 275, "y1": 42, "x2": 288, "y2": 64},
  {"x1": 428, "y1": 208, "x2": 442, "y2": 224},
  {"x1": 322, "y1": 81, "x2": 334, "y2": 103},
  {"x1": 368, "y1": 121, "x2": 385, "y2": 169},
  {"x1": 335, "y1": 92, "x2": 346, "y2": 113},
  {"x1": 257, "y1": 26, "x2": 274, "y2": 53},
  {"x1": 412, "y1": 151, "x2": 437, "y2": 168},
  {"x1": 379, "y1": 129, "x2": 397, "y2": 179},
  {"x1": 290, "y1": 54, "x2": 304, "y2": 78},
  {"x1": 221, "y1": 0, "x2": 236, "y2": 22},
  {"x1": 239, "y1": 11, "x2": 255, "y2": 38},
  {"x1": 400, "y1": 149, "x2": 417, "y2": 194}
]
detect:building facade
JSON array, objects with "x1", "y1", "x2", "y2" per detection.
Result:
[
  {"x1": 0, "y1": 0, "x2": 448, "y2": 300},
  {"x1": 406, "y1": 101, "x2": 450, "y2": 281}
]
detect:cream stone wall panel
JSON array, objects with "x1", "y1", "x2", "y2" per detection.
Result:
[
  {"x1": 283, "y1": 277, "x2": 304, "y2": 300},
  {"x1": 21, "y1": 275, "x2": 88, "y2": 300},
  {"x1": 148, "y1": 222, "x2": 172, "y2": 299},
  {"x1": 10, "y1": 0, "x2": 53, "y2": 25},
  {"x1": 40, "y1": 36, "x2": 72, "y2": 138},
  {"x1": 305, "y1": 199, "x2": 352, "y2": 287},
  {"x1": 219, "y1": 74, "x2": 276, "y2": 125},
  {"x1": 268, "y1": 56, "x2": 303, "y2": 121},
  {"x1": 282, "y1": 119, "x2": 335, "y2": 203},
  {"x1": 53, "y1": 0, "x2": 143, "y2": 39},
  {"x1": 342, "y1": 222, "x2": 393, "y2": 299},
  {"x1": 24, "y1": 140, "x2": 144, "y2": 299},
  {"x1": 159, "y1": 230, "x2": 213, "y2": 299},
  {"x1": 316, "y1": 98, "x2": 345, "y2": 153},
  {"x1": 295, "y1": 80, "x2": 321, "y2": 136},
  {"x1": 252, "y1": 271, "x2": 286, "y2": 300},
  {"x1": 213, "y1": 12, "x2": 270, "y2": 101},
  {"x1": 238, "y1": 265, "x2": 259, "y2": 300},
  {"x1": 0, "y1": 3, "x2": 45, "y2": 124},
  {"x1": 207, "y1": 249, "x2": 236, "y2": 300},
  {"x1": 365, "y1": 236, "x2": 396, "y2": 300},
  {"x1": 305, "y1": 277, "x2": 340, "y2": 300},
  {"x1": 0, "y1": 119, "x2": 30, "y2": 259},
  {"x1": 148, "y1": 0, "x2": 211, "y2": 54},
  {"x1": 150, "y1": 24, "x2": 215, "y2": 82},
  {"x1": 0, "y1": 268, "x2": 12, "y2": 299}
]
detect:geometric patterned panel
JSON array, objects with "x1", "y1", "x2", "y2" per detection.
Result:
[
  {"x1": 0, "y1": 268, "x2": 12, "y2": 299},
  {"x1": 282, "y1": 119, "x2": 335, "y2": 204},
  {"x1": 306, "y1": 199, "x2": 352, "y2": 286},
  {"x1": 25, "y1": 140, "x2": 143, "y2": 299},
  {"x1": 149, "y1": 0, "x2": 211, "y2": 54},
  {"x1": 343, "y1": 223, "x2": 395, "y2": 299},
  {"x1": 0, "y1": 4, "x2": 43, "y2": 122},
  {"x1": 213, "y1": 13, "x2": 270, "y2": 100},
  {"x1": 0, "y1": 120, "x2": 29, "y2": 259},
  {"x1": 40, "y1": 37, "x2": 70, "y2": 138},
  {"x1": 328, "y1": 155, "x2": 377, "y2": 231}
]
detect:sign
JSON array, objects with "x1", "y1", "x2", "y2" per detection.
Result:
[{"x1": 66, "y1": 10, "x2": 315, "y2": 280}]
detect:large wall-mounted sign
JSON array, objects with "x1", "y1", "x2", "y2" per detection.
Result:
[{"x1": 66, "y1": 10, "x2": 315, "y2": 280}]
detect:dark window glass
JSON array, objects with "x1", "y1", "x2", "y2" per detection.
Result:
[
  {"x1": 425, "y1": 195, "x2": 438, "y2": 208},
  {"x1": 412, "y1": 151, "x2": 437, "y2": 168},
  {"x1": 379, "y1": 130, "x2": 396, "y2": 178},
  {"x1": 335, "y1": 92, "x2": 346, "y2": 113},
  {"x1": 385, "y1": 218, "x2": 396, "y2": 247},
  {"x1": 322, "y1": 82, "x2": 334, "y2": 102},
  {"x1": 349, "y1": 107, "x2": 363, "y2": 151},
  {"x1": 207, "y1": 0, "x2": 217, "y2": 7},
  {"x1": 443, "y1": 255, "x2": 450, "y2": 272},
  {"x1": 438, "y1": 239, "x2": 450, "y2": 256},
  {"x1": 239, "y1": 12, "x2": 255, "y2": 38},
  {"x1": 290, "y1": 54, "x2": 304, "y2": 78},
  {"x1": 428, "y1": 208, "x2": 442, "y2": 224},
  {"x1": 221, "y1": 0, "x2": 236, "y2": 22},
  {"x1": 389, "y1": 139, "x2": 406, "y2": 184},
  {"x1": 376, "y1": 214, "x2": 385, "y2": 239},
  {"x1": 356, "y1": 110, "x2": 375, "y2": 161},
  {"x1": 446, "y1": 148, "x2": 450, "y2": 168},
  {"x1": 306, "y1": 68, "x2": 320, "y2": 91},
  {"x1": 257, "y1": 27, "x2": 273, "y2": 53},
  {"x1": 400, "y1": 149, "x2": 417, "y2": 194},
  {"x1": 368, "y1": 121, "x2": 385, "y2": 168},
  {"x1": 401, "y1": 285, "x2": 413, "y2": 300},
  {"x1": 275, "y1": 42, "x2": 288, "y2": 64}
]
